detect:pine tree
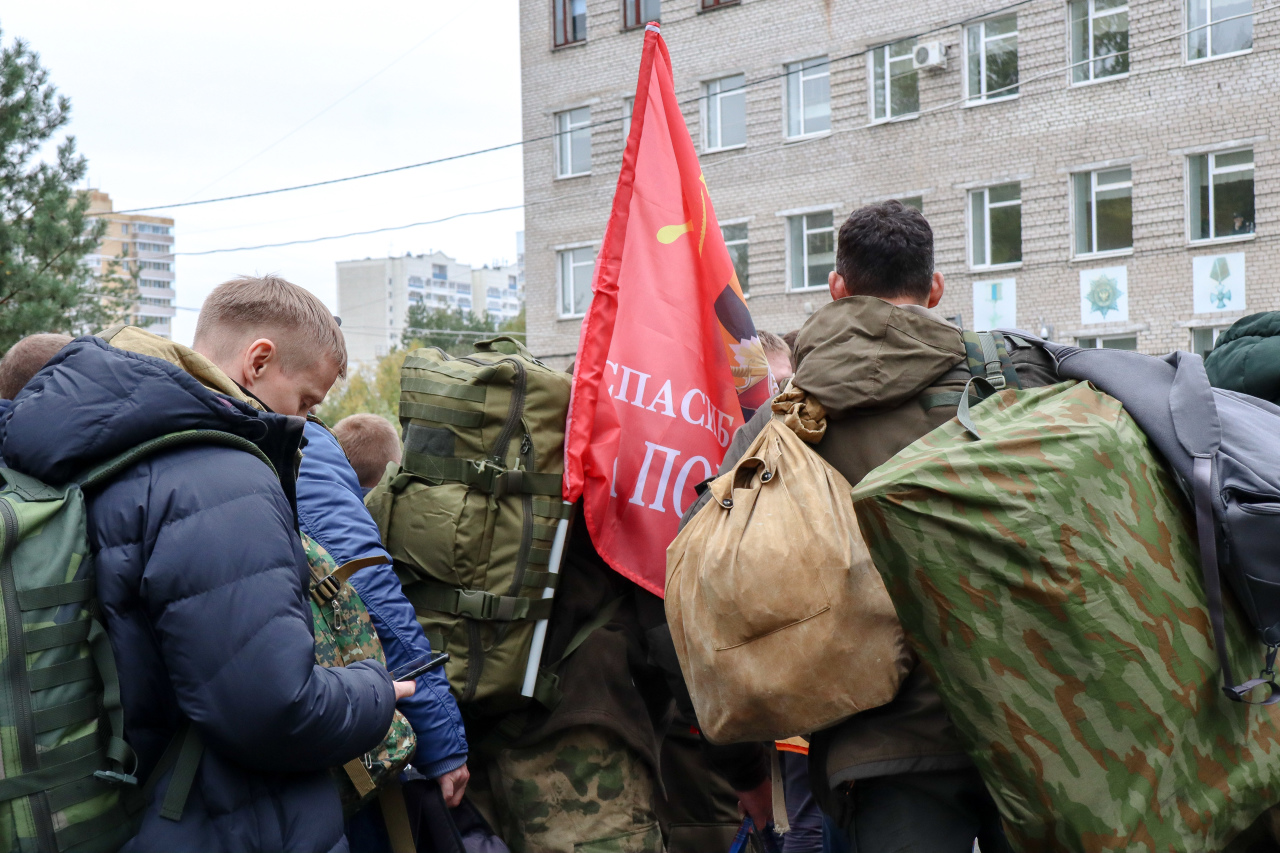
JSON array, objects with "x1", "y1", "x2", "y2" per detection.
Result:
[{"x1": 0, "y1": 29, "x2": 129, "y2": 351}]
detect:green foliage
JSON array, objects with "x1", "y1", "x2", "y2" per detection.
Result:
[
  {"x1": 320, "y1": 307, "x2": 526, "y2": 428},
  {"x1": 0, "y1": 30, "x2": 127, "y2": 351}
]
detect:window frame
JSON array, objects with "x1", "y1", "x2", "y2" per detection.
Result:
[
  {"x1": 557, "y1": 244, "x2": 598, "y2": 318},
  {"x1": 720, "y1": 219, "x2": 750, "y2": 294},
  {"x1": 1069, "y1": 0, "x2": 1131, "y2": 85},
  {"x1": 703, "y1": 74, "x2": 747, "y2": 152},
  {"x1": 622, "y1": 0, "x2": 660, "y2": 30},
  {"x1": 622, "y1": 97, "x2": 634, "y2": 142},
  {"x1": 554, "y1": 107, "x2": 593, "y2": 179},
  {"x1": 963, "y1": 15, "x2": 1020, "y2": 104},
  {"x1": 869, "y1": 39, "x2": 920, "y2": 123},
  {"x1": 785, "y1": 211, "x2": 837, "y2": 292},
  {"x1": 1185, "y1": 0, "x2": 1254, "y2": 63},
  {"x1": 1190, "y1": 325, "x2": 1230, "y2": 355},
  {"x1": 968, "y1": 183, "x2": 1023, "y2": 271},
  {"x1": 783, "y1": 57, "x2": 832, "y2": 140},
  {"x1": 700, "y1": 0, "x2": 739, "y2": 8},
  {"x1": 1187, "y1": 147, "x2": 1256, "y2": 244},
  {"x1": 552, "y1": 0, "x2": 587, "y2": 48},
  {"x1": 1072, "y1": 167, "x2": 1134, "y2": 258},
  {"x1": 1076, "y1": 334, "x2": 1139, "y2": 349}
]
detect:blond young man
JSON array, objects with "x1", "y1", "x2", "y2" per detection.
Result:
[{"x1": 0, "y1": 276, "x2": 411, "y2": 852}]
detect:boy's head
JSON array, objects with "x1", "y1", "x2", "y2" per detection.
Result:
[
  {"x1": 757, "y1": 329, "x2": 794, "y2": 384},
  {"x1": 0, "y1": 333, "x2": 74, "y2": 400},
  {"x1": 332, "y1": 414, "x2": 401, "y2": 490},
  {"x1": 829, "y1": 201, "x2": 943, "y2": 309},
  {"x1": 192, "y1": 275, "x2": 346, "y2": 416}
]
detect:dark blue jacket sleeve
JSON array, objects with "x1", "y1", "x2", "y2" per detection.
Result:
[
  {"x1": 297, "y1": 421, "x2": 468, "y2": 777},
  {"x1": 134, "y1": 446, "x2": 397, "y2": 773}
]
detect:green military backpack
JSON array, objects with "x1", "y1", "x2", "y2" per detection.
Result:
[
  {"x1": 366, "y1": 337, "x2": 572, "y2": 717},
  {"x1": 0, "y1": 430, "x2": 271, "y2": 853}
]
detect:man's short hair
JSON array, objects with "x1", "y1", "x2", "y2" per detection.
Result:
[
  {"x1": 194, "y1": 275, "x2": 347, "y2": 377},
  {"x1": 0, "y1": 333, "x2": 73, "y2": 399},
  {"x1": 757, "y1": 329, "x2": 793, "y2": 366},
  {"x1": 333, "y1": 414, "x2": 402, "y2": 489},
  {"x1": 835, "y1": 200, "x2": 934, "y2": 302}
]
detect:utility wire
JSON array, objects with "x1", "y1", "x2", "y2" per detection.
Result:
[
  {"x1": 123, "y1": 5, "x2": 1270, "y2": 256},
  {"x1": 110, "y1": 0, "x2": 1042, "y2": 215}
]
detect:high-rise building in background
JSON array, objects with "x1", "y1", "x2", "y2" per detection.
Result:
[
  {"x1": 337, "y1": 244, "x2": 525, "y2": 363},
  {"x1": 87, "y1": 191, "x2": 176, "y2": 339},
  {"x1": 520, "y1": 0, "x2": 1276, "y2": 365}
]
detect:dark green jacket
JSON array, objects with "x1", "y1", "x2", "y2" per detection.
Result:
[{"x1": 1204, "y1": 312, "x2": 1280, "y2": 403}]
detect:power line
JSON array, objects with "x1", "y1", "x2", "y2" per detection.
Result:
[
  {"x1": 109, "y1": 0, "x2": 1042, "y2": 215},
  {"x1": 180, "y1": 13, "x2": 464, "y2": 202},
  {"x1": 117, "y1": 4, "x2": 1271, "y2": 257}
]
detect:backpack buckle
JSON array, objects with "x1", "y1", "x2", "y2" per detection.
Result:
[
  {"x1": 94, "y1": 770, "x2": 138, "y2": 786},
  {"x1": 310, "y1": 574, "x2": 343, "y2": 608}
]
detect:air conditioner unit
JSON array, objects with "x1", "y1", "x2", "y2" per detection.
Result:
[{"x1": 913, "y1": 42, "x2": 946, "y2": 70}]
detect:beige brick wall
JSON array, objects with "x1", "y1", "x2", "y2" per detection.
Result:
[{"x1": 521, "y1": 0, "x2": 1278, "y2": 364}]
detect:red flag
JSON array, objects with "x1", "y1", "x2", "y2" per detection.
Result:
[{"x1": 562, "y1": 23, "x2": 770, "y2": 597}]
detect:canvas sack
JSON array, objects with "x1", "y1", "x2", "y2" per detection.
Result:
[{"x1": 665, "y1": 393, "x2": 909, "y2": 744}]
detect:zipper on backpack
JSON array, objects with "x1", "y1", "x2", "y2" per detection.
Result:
[{"x1": 0, "y1": 498, "x2": 57, "y2": 852}]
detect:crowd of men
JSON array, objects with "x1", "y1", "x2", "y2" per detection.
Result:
[{"x1": 3, "y1": 201, "x2": 1278, "y2": 853}]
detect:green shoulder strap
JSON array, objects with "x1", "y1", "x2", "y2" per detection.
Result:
[
  {"x1": 78, "y1": 430, "x2": 276, "y2": 490},
  {"x1": 961, "y1": 331, "x2": 1021, "y2": 392}
]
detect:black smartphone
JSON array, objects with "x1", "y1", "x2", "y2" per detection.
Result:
[{"x1": 391, "y1": 652, "x2": 450, "y2": 682}]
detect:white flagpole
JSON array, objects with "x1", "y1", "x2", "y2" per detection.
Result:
[{"x1": 520, "y1": 502, "x2": 573, "y2": 698}]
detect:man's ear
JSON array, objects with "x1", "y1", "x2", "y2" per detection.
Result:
[
  {"x1": 240, "y1": 339, "x2": 277, "y2": 388},
  {"x1": 926, "y1": 272, "x2": 945, "y2": 309},
  {"x1": 829, "y1": 270, "x2": 851, "y2": 301}
]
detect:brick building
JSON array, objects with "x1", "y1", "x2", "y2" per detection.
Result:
[
  {"x1": 520, "y1": 0, "x2": 1273, "y2": 364},
  {"x1": 87, "y1": 191, "x2": 176, "y2": 339}
]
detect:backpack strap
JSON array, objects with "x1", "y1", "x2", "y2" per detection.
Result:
[
  {"x1": 961, "y1": 331, "x2": 1021, "y2": 392},
  {"x1": 78, "y1": 429, "x2": 276, "y2": 490}
]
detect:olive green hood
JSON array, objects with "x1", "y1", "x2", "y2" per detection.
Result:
[{"x1": 791, "y1": 296, "x2": 966, "y2": 417}]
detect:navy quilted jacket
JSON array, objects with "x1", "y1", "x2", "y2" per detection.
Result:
[{"x1": 0, "y1": 338, "x2": 396, "y2": 853}]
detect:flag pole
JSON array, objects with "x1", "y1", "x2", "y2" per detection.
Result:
[{"x1": 521, "y1": 503, "x2": 573, "y2": 698}]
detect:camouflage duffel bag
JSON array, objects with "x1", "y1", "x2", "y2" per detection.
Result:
[
  {"x1": 302, "y1": 534, "x2": 415, "y2": 816},
  {"x1": 850, "y1": 380, "x2": 1280, "y2": 852}
]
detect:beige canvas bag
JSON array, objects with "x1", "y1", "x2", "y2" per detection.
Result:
[{"x1": 665, "y1": 392, "x2": 909, "y2": 743}]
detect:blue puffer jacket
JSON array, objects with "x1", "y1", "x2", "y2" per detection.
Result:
[
  {"x1": 0, "y1": 338, "x2": 397, "y2": 853},
  {"x1": 297, "y1": 420, "x2": 467, "y2": 778}
]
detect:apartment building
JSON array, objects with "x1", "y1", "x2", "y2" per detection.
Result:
[
  {"x1": 520, "y1": 0, "x2": 1274, "y2": 365},
  {"x1": 87, "y1": 190, "x2": 176, "y2": 339},
  {"x1": 337, "y1": 249, "x2": 525, "y2": 363}
]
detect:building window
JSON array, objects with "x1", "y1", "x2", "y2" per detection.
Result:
[
  {"x1": 408, "y1": 276, "x2": 425, "y2": 289},
  {"x1": 1073, "y1": 167, "x2": 1132, "y2": 255},
  {"x1": 559, "y1": 246, "x2": 596, "y2": 317},
  {"x1": 965, "y1": 16, "x2": 1019, "y2": 102},
  {"x1": 899, "y1": 196, "x2": 924, "y2": 211},
  {"x1": 871, "y1": 39, "x2": 919, "y2": 121},
  {"x1": 969, "y1": 183, "x2": 1022, "y2": 268},
  {"x1": 1189, "y1": 149, "x2": 1254, "y2": 241},
  {"x1": 409, "y1": 292, "x2": 424, "y2": 305},
  {"x1": 784, "y1": 58, "x2": 831, "y2": 138},
  {"x1": 787, "y1": 212, "x2": 835, "y2": 291},
  {"x1": 1077, "y1": 335, "x2": 1138, "y2": 350},
  {"x1": 704, "y1": 74, "x2": 746, "y2": 151},
  {"x1": 1191, "y1": 326, "x2": 1229, "y2": 355},
  {"x1": 555, "y1": 107, "x2": 592, "y2": 177},
  {"x1": 623, "y1": 0, "x2": 659, "y2": 29},
  {"x1": 432, "y1": 264, "x2": 448, "y2": 280},
  {"x1": 622, "y1": 97, "x2": 634, "y2": 140},
  {"x1": 554, "y1": 0, "x2": 587, "y2": 47},
  {"x1": 722, "y1": 222, "x2": 749, "y2": 293},
  {"x1": 138, "y1": 260, "x2": 170, "y2": 271},
  {"x1": 1187, "y1": 0, "x2": 1252, "y2": 60},
  {"x1": 120, "y1": 223, "x2": 129, "y2": 234},
  {"x1": 701, "y1": 0, "x2": 739, "y2": 7},
  {"x1": 508, "y1": 275, "x2": 518, "y2": 288},
  {"x1": 1070, "y1": 0, "x2": 1129, "y2": 83}
]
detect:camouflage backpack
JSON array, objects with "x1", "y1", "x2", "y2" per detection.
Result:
[
  {"x1": 0, "y1": 430, "x2": 270, "y2": 853},
  {"x1": 365, "y1": 337, "x2": 572, "y2": 717},
  {"x1": 300, "y1": 534, "x2": 416, "y2": 815}
]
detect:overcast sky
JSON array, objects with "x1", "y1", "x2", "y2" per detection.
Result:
[{"x1": 2, "y1": 0, "x2": 524, "y2": 345}]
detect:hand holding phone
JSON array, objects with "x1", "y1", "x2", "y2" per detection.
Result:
[{"x1": 391, "y1": 652, "x2": 450, "y2": 683}]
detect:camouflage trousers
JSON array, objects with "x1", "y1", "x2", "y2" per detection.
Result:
[{"x1": 490, "y1": 726, "x2": 663, "y2": 853}]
